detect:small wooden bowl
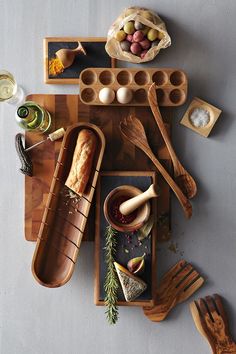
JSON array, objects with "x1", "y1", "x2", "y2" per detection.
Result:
[{"x1": 103, "y1": 185, "x2": 150, "y2": 232}]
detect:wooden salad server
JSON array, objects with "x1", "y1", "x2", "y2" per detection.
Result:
[
  {"x1": 119, "y1": 184, "x2": 159, "y2": 216},
  {"x1": 120, "y1": 115, "x2": 192, "y2": 219},
  {"x1": 56, "y1": 41, "x2": 86, "y2": 69},
  {"x1": 190, "y1": 294, "x2": 236, "y2": 354},
  {"x1": 148, "y1": 83, "x2": 197, "y2": 199},
  {"x1": 143, "y1": 260, "x2": 204, "y2": 321}
]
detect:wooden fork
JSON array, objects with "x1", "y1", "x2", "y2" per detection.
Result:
[
  {"x1": 143, "y1": 260, "x2": 204, "y2": 321},
  {"x1": 190, "y1": 294, "x2": 236, "y2": 354}
]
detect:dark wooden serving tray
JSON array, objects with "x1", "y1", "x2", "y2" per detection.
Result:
[
  {"x1": 94, "y1": 171, "x2": 157, "y2": 307},
  {"x1": 24, "y1": 94, "x2": 171, "y2": 243},
  {"x1": 31, "y1": 123, "x2": 105, "y2": 287}
]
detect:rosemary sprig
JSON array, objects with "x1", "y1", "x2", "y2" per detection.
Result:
[{"x1": 104, "y1": 225, "x2": 119, "y2": 325}]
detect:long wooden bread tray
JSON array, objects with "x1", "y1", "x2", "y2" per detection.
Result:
[
  {"x1": 79, "y1": 67, "x2": 188, "y2": 107},
  {"x1": 31, "y1": 122, "x2": 105, "y2": 287}
]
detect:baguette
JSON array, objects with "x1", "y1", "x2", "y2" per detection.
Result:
[{"x1": 65, "y1": 129, "x2": 97, "y2": 196}]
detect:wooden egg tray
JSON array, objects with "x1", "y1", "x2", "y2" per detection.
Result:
[
  {"x1": 79, "y1": 67, "x2": 188, "y2": 107},
  {"x1": 31, "y1": 123, "x2": 105, "y2": 288}
]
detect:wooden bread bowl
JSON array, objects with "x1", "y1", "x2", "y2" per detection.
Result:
[{"x1": 31, "y1": 122, "x2": 105, "y2": 287}]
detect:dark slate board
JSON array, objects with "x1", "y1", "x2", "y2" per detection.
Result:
[
  {"x1": 99, "y1": 175, "x2": 153, "y2": 302},
  {"x1": 48, "y1": 41, "x2": 112, "y2": 79}
]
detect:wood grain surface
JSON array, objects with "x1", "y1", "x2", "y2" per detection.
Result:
[
  {"x1": 32, "y1": 123, "x2": 105, "y2": 288},
  {"x1": 24, "y1": 94, "x2": 172, "y2": 242},
  {"x1": 79, "y1": 67, "x2": 187, "y2": 106}
]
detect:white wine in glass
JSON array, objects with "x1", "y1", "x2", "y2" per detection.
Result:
[{"x1": 0, "y1": 70, "x2": 24, "y2": 105}]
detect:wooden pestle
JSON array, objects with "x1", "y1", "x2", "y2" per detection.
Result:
[{"x1": 119, "y1": 184, "x2": 158, "y2": 216}]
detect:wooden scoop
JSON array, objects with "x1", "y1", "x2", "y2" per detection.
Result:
[
  {"x1": 120, "y1": 115, "x2": 192, "y2": 219},
  {"x1": 119, "y1": 184, "x2": 158, "y2": 216},
  {"x1": 143, "y1": 259, "x2": 204, "y2": 322},
  {"x1": 56, "y1": 42, "x2": 86, "y2": 69},
  {"x1": 148, "y1": 83, "x2": 197, "y2": 199},
  {"x1": 190, "y1": 294, "x2": 236, "y2": 354}
]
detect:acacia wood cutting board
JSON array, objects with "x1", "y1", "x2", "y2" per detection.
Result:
[{"x1": 24, "y1": 94, "x2": 172, "y2": 242}]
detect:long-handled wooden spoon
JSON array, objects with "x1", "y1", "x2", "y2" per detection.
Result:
[
  {"x1": 120, "y1": 115, "x2": 192, "y2": 219},
  {"x1": 190, "y1": 294, "x2": 236, "y2": 354},
  {"x1": 148, "y1": 83, "x2": 197, "y2": 199},
  {"x1": 143, "y1": 260, "x2": 204, "y2": 321}
]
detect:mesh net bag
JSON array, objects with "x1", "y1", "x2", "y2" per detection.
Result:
[{"x1": 105, "y1": 7, "x2": 171, "y2": 63}]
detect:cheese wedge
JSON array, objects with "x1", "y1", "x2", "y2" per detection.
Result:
[{"x1": 114, "y1": 262, "x2": 147, "y2": 302}]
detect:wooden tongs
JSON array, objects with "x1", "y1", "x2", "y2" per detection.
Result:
[
  {"x1": 120, "y1": 115, "x2": 192, "y2": 218},
  {"x1": 148, "y1": 83, "x2": 197, "y2": 199},
  {"x1": 143, "y1": 260, "x2": 204, "y2": 321},
  {"x1": 190, "y1": 294, "x2": 236, "y2": 354}
]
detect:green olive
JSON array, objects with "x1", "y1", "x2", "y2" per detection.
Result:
[
  {"x1": 124, "y1": 21, "x2": 135, "y2": 34},
  {"x1": 115, "y1": 30, "x2": 126, "y2": 42},
  {"x1": 147, "y1": 28, "x2": 159, "y2": 41}
]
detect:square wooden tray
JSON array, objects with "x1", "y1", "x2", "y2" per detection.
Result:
[
  {"x1": 94, "y1": 171, "x2": 157, "y2": 307},
  {"x1": 180, "y1": 97, "x2": 222, "y2": 137},
  {"x1": 44, "y1": 37, "x2": 116, "y2": 84}
]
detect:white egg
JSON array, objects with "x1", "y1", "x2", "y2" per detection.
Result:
[
  {"x1": 99, "y1": 87, "x2": 115, "y2": 104},
  {"x1": 116, "y1": 87, "x2": 133, "y2": 104}
]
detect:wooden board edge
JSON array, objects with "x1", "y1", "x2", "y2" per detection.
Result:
[
  {"x1": 45, "y1": 37, "x2": 108, "y2": 42},
  {"x1": 94, "y1": 170, "x2": 157, "y2": 306},
  {"x1": 43, "y1": 38, "x2": 49, "y2": 84},
  {"x1": 151, "y1": 171, "x2": 157, "y2": 301},
  {"x1": 44, "y1": 37, "x2": 115, "y2": 85},
  {"x1": 95, "y1": 299, "x2": 154, "y2": 307}
]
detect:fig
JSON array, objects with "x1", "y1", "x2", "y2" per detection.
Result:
[
  {"x1": 115, "y1": 30, "x2": 126, "y2": 42},
  {"x1": 127, "y1": 254, "x2": 145, "y2": 275},
  {"x1": 126, "y1": 34, "x2": 134, "y2": 42},
  {"x1": 124, "y1": 21, "x2": 135, "y2": 34},
  {"x1": 157, "y1": 31, "x2": 165, "y2": 40},
  {"x1": 141, "y1": 26, "x2": 150, "y2": 36},
  {"x1": 147, "y1": 28, "x2": 159, "y2": 41},
  {"x1": 134, "y1": 21, "x2": 144, "y2": 30},
  {"x1": 140, "y1": 50, "x2": 148, "y2": 59},
  {"x1": 140, "y1": 38, "x2": 151, "y2": 50},
  {"x1": 120, "y1": 40, "x2": 131, "y2": 52},
  {"x1": 151, "y1": 39, "x2": 160, "y2": 48},
  {"x1": 130, "y1": 42, "x2": 142, "y2": 55},
  {"x1": 142, "y1": 10, "x2": 153, "y2": 22},
  {"x1": 133, "y1": 30, "x2": 144, "y2": 43}
]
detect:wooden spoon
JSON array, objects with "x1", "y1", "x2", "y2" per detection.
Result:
[
  {"x1": 56, "y1": 42, "x2": 86, "y2": 69},
  {"x1": 148, "y1": 83, "x2": 197, "y2": 199},
  {"x1": 119, "y1": 184, "x2": 159, "y2": 216},
  {"x1": 190, "y1": 294, "x2": 236, "y2": 354},
  {"x1": 120, "y1": 115, "x2": 192, "y2": 219}
]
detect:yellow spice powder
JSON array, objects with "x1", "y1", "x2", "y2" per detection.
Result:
[{"x1": 49, "y1": 57, "x2": 64, "y2": 76}]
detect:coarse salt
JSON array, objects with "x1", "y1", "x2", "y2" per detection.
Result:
[{"x1": 189, "y1": 108, "x2": 210, "y2": 128}]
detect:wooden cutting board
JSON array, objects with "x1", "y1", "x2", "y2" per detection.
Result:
[{"x1": 24, "y1": 94, "x2": 172, "y2": 242}]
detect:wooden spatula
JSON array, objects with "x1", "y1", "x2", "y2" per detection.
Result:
[
  {"x1": 190, "y1": 294, "x2": 236, "y2": 354},
  {"x1": 143, "y1": 259, "x2": 204, "y2": 321}
]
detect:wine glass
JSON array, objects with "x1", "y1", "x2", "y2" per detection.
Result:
[{"x1": 0, "y1": 70, "x2": 24, "y2": 105}]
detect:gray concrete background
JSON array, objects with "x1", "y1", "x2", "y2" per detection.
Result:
[{"x1": 1, "y1": 0, "x2": 236, "y2": 353}]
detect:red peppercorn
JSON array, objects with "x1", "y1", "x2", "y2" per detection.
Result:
[{"x1": 111, "y1": 196, "x2": 137, "y2": 224}]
